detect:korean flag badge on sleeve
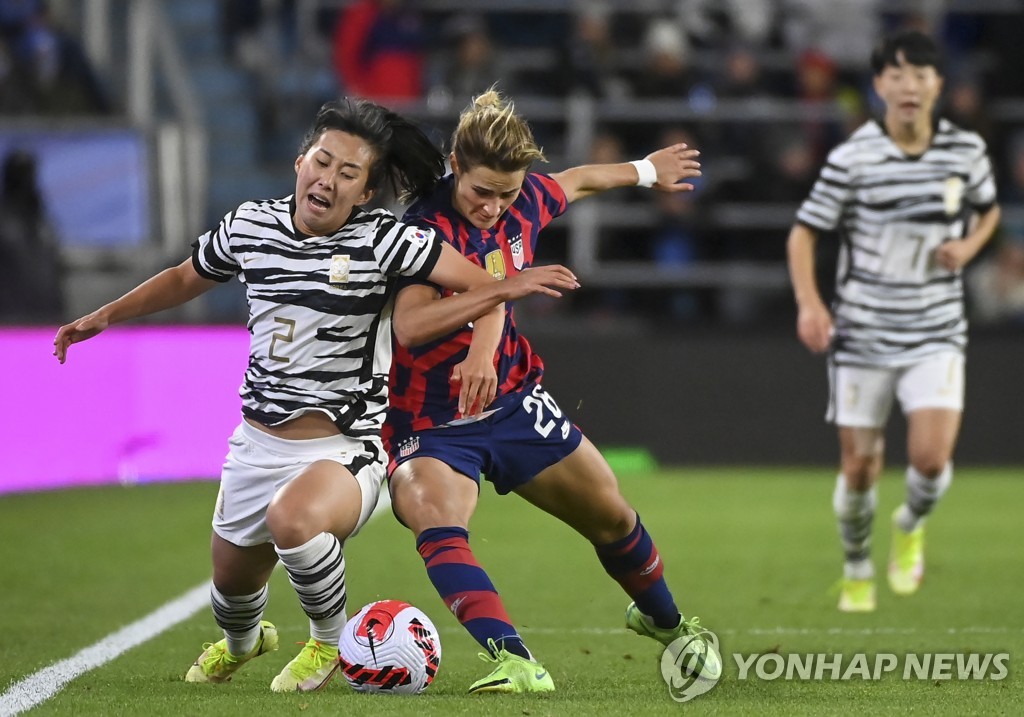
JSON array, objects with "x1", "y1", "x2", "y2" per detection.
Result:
[{"x1": 406, "y1": 226, "x2": 434, "y2": 248}]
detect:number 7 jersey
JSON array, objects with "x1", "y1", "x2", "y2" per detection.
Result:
[{"x1": 796, "y1": 118, "x2": 997, "y2": 367}]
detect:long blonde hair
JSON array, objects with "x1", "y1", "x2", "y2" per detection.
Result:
[{"x1": 451, "y1": 87, "x2": 546, "y2": 173}]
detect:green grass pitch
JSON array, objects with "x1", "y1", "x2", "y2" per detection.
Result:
[{"x1": 1, "y1": 467, "x2": 1020, "y2": 716}]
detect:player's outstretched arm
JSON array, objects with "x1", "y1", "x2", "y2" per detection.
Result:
[
  {"x1": 53, "y1": 259, "x2": 219, "y2": 363},
  {"x1": 551, "y1": 142, "x2": 701, "y2": 203},
  {"x1": 397, "y1": 243, "x2": 578, "y2": 347},
  {"x1": 787, "y1": 223, "x2": 833, "y2": 354}
]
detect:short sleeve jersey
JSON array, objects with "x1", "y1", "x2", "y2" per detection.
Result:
[
  {"x1": 796, "y1": 118, "x2": 997, "y2": 367},
  {"x1": 191, "y1": 196, "x2": 442, "y2": 438},
  {"x1": 385, "y1": 173, "x2": 568, "y2": 438}
]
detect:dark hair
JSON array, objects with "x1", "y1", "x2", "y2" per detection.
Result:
[
  {"x1": 870, "y1": 31, "x2": 943, "y2": 76},
  {"x1": 299, "y1": 98, "x2": 444, "y2": 203}
]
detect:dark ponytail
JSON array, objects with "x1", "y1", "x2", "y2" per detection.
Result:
[{"x1": 300, "y1": 99, "x2": 444, "y2": 203}]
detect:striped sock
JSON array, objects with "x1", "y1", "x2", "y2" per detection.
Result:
[
  {"x1": 896, "y1": 463, "x2": 953, "y2": 532},
  {"x1": 210, "y1": 584, "x2": 268, "y2": 656},
  {"x1": 595, "y1": 514, "x2": 679, "y2": 629},
  {"x1": 416, "y1": 526, "x2": 530, "y2": 660},
  {"x1": 276, "y1": 532, "x2": 347, "y2": 645},
  {"x1": 833, "y1": 474, "x2": 877, "y2": 579}
]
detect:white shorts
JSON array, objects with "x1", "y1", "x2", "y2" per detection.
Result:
[
  {"x1": 827, "y1": 352, "x2": 965, "y2": 428},
  {"x1": 213, "y1": 420, "x2": 385, "y2": 547}
]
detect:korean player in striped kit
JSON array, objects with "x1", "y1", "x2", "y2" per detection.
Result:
[
  {"x1": 53, "y1": 98, "x2": 578, "y2": 692},
  {"x1": 786, "y1": 31, "x2": 1001, "y2": 612}
]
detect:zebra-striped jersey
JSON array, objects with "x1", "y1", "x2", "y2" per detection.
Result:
[
  {"x1": 192, "y1": 196, "x2": 442, "y2": 436},
  {"x1": 796, "y1": 118, "x2": 997, "y2": 367}
]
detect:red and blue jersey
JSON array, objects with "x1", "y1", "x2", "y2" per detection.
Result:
[{"x1": 385, "y1": 172, "x2": 568, "y2": 440}]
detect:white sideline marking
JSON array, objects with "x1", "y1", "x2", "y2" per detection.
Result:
[
  {"x1": 0, "y1": 491, "x2": 394, "y2": 716},
  {"x1": 0, "y1": 582, "x2": 211, "y2": 717}
]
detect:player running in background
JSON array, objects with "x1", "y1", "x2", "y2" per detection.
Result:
[
  {"x1": 53, "y1": 98, "x2": 578, "y2": 692},
  {"x1": 786, "y1": 31, "x2": 1000, "y2": 612},
  {"x1": 383, "y1": 88, "x2": 721, "y2": 694}
]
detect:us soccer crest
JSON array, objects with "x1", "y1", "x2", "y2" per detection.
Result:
[
  {"x1": 484, "y1": 250, "x2": 506, "y2": 279},
  {"x1": 398, "y1": 436, "x2": 420, "y2": 458},
  {"x1": 509, "y1": 234, "x2": 525, "y2": 270}
]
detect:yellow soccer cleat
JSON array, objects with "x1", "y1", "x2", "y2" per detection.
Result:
[
  {"x1": 467, "y1": 639, "x2": 555, "y2": 694},
  {"x1": 185, "y1": 620, "x2": 279, "y2": 683},
  {"x1": 889, "y1": 510, "x2": 925, "y2": 596},
  {"x1": 270, "y1": 638, "x2": 340, "y2": 693},
  {"x1": 837, "y1": 578, "x2": 877, "y2": 612},
  {"x1": 625, "y1": 602, "x2": 723, "y2": 682}
]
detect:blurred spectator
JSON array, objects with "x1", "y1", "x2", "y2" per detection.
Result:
[
  {"x1": 792, "y1": 49, "x2": 846, "y2": 166},
  {"x1": 966, "y1": 236, "x2": 1024, "y2": 327},
  {"x1": 678, "y1": 0, "x2": 778, "y2": 50},
  {"x1": 332, "y1": 0, "x2": 425, "y2": 101},
  {"x1": 758, "y1": 132, "x2": 817, "y2": 205},
  {"x1": 0, "y1": 0, "x2": 109, "y2": 115},
  {"x1": 0, "y1": 149, "x2": 64, "y2": 323},
  {"x1": 0, "y1": 35, "x2": 33, "y2": 113},
  {"x1": 646, "y1": 126, "x2": 710, "y2": 323},
  {"x1": 559, "y1": 3, "x2": 629, "y2": 99},
  {"x1": 714, "y1": 43, "x2": 771, "y2": 100},
  {"x1": 426, "y1": 14, "x2": 499, "y2": 105},
  {"x1": 780, "y1": 0, "x2": 881, "y2": 71},
  {"x1": 221, "y1": 0, "x2": 298, "y2": 72},
  {"x1": 979, "y1": 10, "x2": 1024, "y2": 101},
  {"x1": 943, "y1": 73, "x2": 995, "y2": 145},
  {"x1": 631, "y1": 18, "x2": 698, "y2": 99},
  {"x1": 710, "y1": 43, "x2": 773, "y2": 159}
]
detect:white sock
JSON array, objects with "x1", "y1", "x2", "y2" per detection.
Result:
[
  {"x1": 210, "y1": 585, "x2": 268, "y2": 656},
  {"x1": 896, "y1": 463, "x2": 952, "y2": 532},
  {"x1": 833, "y1": 473, "x2": 877, "y2": 577},
  {"x1": 276, "y1": 533, "x2": 347, "y2": 645}
]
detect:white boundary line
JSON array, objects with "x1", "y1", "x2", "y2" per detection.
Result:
[
  {"x1": 2, "y1": 479, "x2": 1016, "y2": 715},
  {"x1": 0, "y1": 492, "x2": 396, "y2": 716},
  {"x1": 0, "y1": 582, "x2": 211, "y2": 717}
]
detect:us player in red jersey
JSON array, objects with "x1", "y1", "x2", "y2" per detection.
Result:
[{"x1": 383, "y1": 88, "x2": 722, "y2": 694}]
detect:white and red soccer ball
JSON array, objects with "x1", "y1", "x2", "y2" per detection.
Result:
[{"x1": 338, "y1": 600, "x2": 441, "y2": 694}]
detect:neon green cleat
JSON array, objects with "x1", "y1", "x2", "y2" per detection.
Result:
[
  {"x1": 837, "y1": 578, "x2": 877, "y2": 612},
  {"x1": 889, "y1": 510, "x2": 925, "y2": 596},
  {"x1": 467, "y1": 639, "x2": 555, "y2": 694},
  {"x1": 269, "y1": 638, "x2": 340, "y2": 693},
  {"x1": 184, "y1": 620, "x2": 279, "y2": 683},
  {"x1": 625, "y1": 603, "x2": 723, "y2": 681}
]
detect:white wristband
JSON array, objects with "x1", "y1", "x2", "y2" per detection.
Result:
[{"x1": 629, "y1": 158, "x2": 658, "y2": 188}]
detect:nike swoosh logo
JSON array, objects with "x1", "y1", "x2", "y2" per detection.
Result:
[{"x1": 534, "y1": 670, "x2": 548, "y2": 680}]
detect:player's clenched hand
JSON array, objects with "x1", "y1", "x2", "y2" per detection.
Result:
[
  {"x1": 647, "y1": 143, "x2": 701, "y2": 193},
  {"x1": 502, "y1": 265, "x2": 580, "y2": 300},
  {"x1": 451, "y1": 353, "x2": 498, "y2": 417},
  {"x1": 53, "y1": 311, "x2": 109, "y2": 364},
  {"x1": 796, "y1": 302, "x2": 833, "y2": 354},
  {"x1": 934, "y1": 241, "x2": 974, "y2": 272}
]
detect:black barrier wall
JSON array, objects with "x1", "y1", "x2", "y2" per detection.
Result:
[{"x1": 530, "y1": 330, "x2": 1023, "y2": 466}]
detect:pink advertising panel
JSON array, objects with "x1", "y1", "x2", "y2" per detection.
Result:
[{"x1": 1, "y1": 327, "x2": 250, "y2": 494}]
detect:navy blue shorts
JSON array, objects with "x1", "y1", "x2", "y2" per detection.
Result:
[{"x1": 388, "y1": 383, "x2": 584, "y2": 495}]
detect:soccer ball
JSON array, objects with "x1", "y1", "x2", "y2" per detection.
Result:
[{"x1": 338, "y1": 600, "x2": 442, "y2": 694}]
